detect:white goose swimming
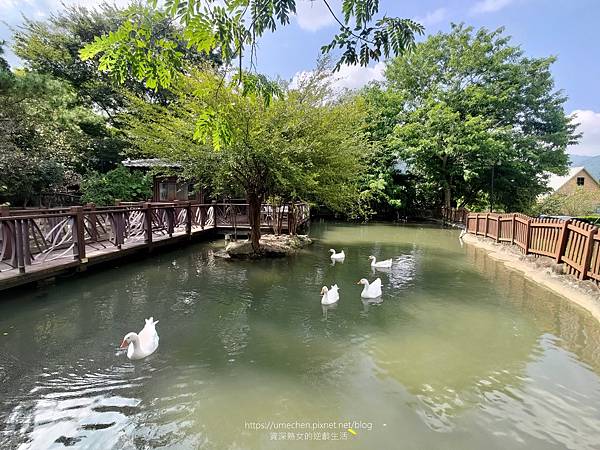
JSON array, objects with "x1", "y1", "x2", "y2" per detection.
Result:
[
  {"x1": 320, "y1": 284, "x2": 340, "y2": 305},
  {"x1": 120, "y1": 317, "x2": 160, "y2": 360},
  {"x1": 368, "y1": 255, "x2": 393, "y2": 268},
  {"x1": 329, "y1": 249, "x2": 345, "y2": 261},
  {"x1": 358, "y1": 278, "x2": 382, "y2": 299}
]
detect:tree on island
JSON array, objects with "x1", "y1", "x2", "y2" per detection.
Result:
[
  {"x1": 78, "y1": 0, "x2": 422, "y2": 253},
  {"x1": 122, "y1": 65, "x2": 366, "y2": 252},
  {"x1": 365, "y1": 24, "x2": 579, "y2": 213}
]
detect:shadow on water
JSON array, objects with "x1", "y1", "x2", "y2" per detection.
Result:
[{"x1": 0, "y1": 221, "x2": 599, "y2": 449}]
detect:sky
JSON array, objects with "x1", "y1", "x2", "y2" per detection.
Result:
[{"x1": 1, "y1": 0, "x2": 599, "y2": 156}]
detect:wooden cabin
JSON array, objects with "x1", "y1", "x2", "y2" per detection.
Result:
[{"x1": 122, "y1": 158, "x2": 204, "y2": 202}]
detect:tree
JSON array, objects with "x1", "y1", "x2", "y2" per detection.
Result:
[
  {"x1": 0, "y1": 41, "x2": 9, "y2": 72},
  {"x1": 13, "y1": 2, "x2": 220, "y2": 117},
  {"x1": 532, "y1": 189, "x2": 600, "y2": 217},
  {"x1": 0, "y1": 42, "x2": 110, "y2": 205},
  {"x1": 79, "y1": 1, "x2": 423, "y2": 151},
  {"x1": 121, "y1": 66, "x2": 366, "y2": 253},
  {"x1": 80, "y1": 1, "x2": 423, "y2": 90},
  {"x1": 383, "y1": 24, "x2": 578, "y2": 212},
  {"x1": 358, "y1": 84, "x2": 417, "y2": 219}
]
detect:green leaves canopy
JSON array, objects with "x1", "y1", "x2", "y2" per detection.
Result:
[
  {"x1": 0, "y1": 49, "x2": 114, "y2": 205},
  {"x1": 122, "y1": 66, "x2": 366, "y2": 211},
  {"x1": 383, "y1": 24, "x2": 578, "y2": 211},
  {"x1": 80, "y1": 0, "x2": 423, "y2": 92}
]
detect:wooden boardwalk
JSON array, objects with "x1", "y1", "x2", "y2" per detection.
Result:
[{"x1": 0, "y1": 202, "x2": 309, "y2": 291}]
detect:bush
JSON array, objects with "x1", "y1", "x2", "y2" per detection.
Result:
[
  {"x1": 80, "y1": 165, "x2": 152, "y2": 205},
  {"x1": 531, "y1": 189, "x2": 600, "y2": 217}
]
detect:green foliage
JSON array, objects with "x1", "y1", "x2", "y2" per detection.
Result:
[
  {"x1": 120, "y1": 64, "x2": 366, "y2": 243},
  {"x1": 14, "y1": 2, "x2": 217, "y2": 112},
  {"x1": 381, "y1": 24, "x2": 578, "y2": 212},
  {"x1": 0, "y1": 41, "x2": 9, "y2": 72},
  {"x1": 80, "y1": 8, "x2": 185, "y2": 91},
  {"x1": 80, "y1": 0, "x2": 422, "y2": 93},
  {"x1": 0, "y1": 54, "x2": 110, "y2": 205},
  {"x1": 80, "y1": 166, "x2": 152, "y2": 205},
  {"x1": 530, "y1": 189, "x2": 600, "y2": 217},
  {"x1": 0, "y1": 149, "x2": 65, "y2": 206}
]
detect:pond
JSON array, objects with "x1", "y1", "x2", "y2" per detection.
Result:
[{"x1": 1, "y1": 221, "x2": 600, "y2": 449}]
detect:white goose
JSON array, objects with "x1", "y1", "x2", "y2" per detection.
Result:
[
  {"x1": 358, "y1": 278, "x2": 382, "y2": 299},
  {"x1": 120, "y1": 317, "x2": 160, "y2": 360},
  {"x1": 320, "y1": 284, "x2": 340, "y2": 305},
  {"x1": 329, "y1": 249, "x2": 345, "y2": 261},
  {"x1": 368, "y1": 255, "x2": 392, "y2": 268}
]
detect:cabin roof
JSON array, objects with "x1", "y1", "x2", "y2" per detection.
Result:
[{"x1": 122, "y1": 158, "x2": 181, "y2": 168}]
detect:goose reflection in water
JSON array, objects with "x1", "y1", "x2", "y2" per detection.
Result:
[
  {"x1": 375, "y1": 253, "x2": 418, "y2": 290},
  {"x1": 361, "y1": 296, "x2": 384, "y2": 314},
  {"x1": 322, "y1": 302, "x2": 338, "y2": 319}
]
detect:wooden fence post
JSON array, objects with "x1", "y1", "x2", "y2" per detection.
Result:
[
  {"x1": 144, "y1": 202, "x2": 153, "y2": 244},
  {"x1": 70, "y1": 206, "x2": 86, "y2": 261},
  {"x1": 496, "y1": 215, "x2": 501, "y2": 243},
  {"x1": 14, "y1": 219, "x2": 25, "y2": 273},
  {"x1": 166, "y1": 206, "x2": 175, "y2": 237},
  {"x1": 580, "y1": 227, "x2": 597, "y2": 280},
  {"x1": 524, "y1": 218, "x2": 531, "y2": 255},
  {"x1": 186, "y1": 201, "x2": 192, "y2": 236},
  {"x1": 511, "y1": 213, "x2": 516, "y2": 245},
  {"x1": 475, "y1": 213, "x2": 479, "y2": 235},
  {"x1": 555, "y1": 219, "x2": 571, "y2": 263},
  {"x1": 0, "y1": 206, "x2": 12, "y2": 261}
]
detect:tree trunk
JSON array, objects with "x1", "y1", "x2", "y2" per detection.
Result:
[
  {"x1": 247, "y1": 192, "x2": 262, "y2": 254},
  {"x1": 444, "y1": 186, "x2": 451, "y2": 210}
]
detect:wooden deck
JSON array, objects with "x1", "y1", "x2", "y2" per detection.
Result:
[{"x1": 0, "y1": 202, "x2": 309, "y2": 292}]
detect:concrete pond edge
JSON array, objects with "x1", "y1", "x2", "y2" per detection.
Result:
[{"x1": 462, "y1": 232, "x2": 600, "y2": 323}]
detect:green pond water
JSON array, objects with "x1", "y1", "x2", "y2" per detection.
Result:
[{"x1": 1, "y1": 221, "x2": 600, "y2": 450}]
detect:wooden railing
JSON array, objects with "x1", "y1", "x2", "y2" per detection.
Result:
[
  {"x1": 0, "y1": 201, "x2": 309, "y2": 275},
  {"x1": 442, "y1": 207, "x2": 600, "y2": 282}
]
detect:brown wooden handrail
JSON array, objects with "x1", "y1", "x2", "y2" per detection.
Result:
[
  {"x1": 0, "y1": 201, "x2": 310, "y2": 276},
  {"x1": 444, "y1": 206, "x2": 600, "y2": 282}
]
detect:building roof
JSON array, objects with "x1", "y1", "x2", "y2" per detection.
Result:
[
  {"x1": 122, "y1": 158, "x2": 181, "y2": 168},
  {"x1": 546, "y1": 166, "x2": 593, "y2": 191}
]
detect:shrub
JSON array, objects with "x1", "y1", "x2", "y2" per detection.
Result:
[{"x1": 80, "y1": 165, "x2": 152, "y2": 205}]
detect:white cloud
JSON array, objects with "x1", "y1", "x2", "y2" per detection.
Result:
[
  {"x1": 568, "y1": 110, "x2": 600, "y2": 156},
  {"x1": 470, "y1": 0, "x2": 515, "y2": 14},
  {"x1": 294, "y1": 0, "x2": 340, "y2": 32},
  {"x1": 290, "y1": 61, "x2": 385, "y2": 92},
  {"x1": 415, "y1": 8, "x2": 448, "y2": 27},
  {"x1": 332, "y1": 62, "x2": 385, "y2": 90}
]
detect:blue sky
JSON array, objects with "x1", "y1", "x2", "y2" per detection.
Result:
[{"x1": 1, "y1": 0, "x2": 599, "y2": 155}]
